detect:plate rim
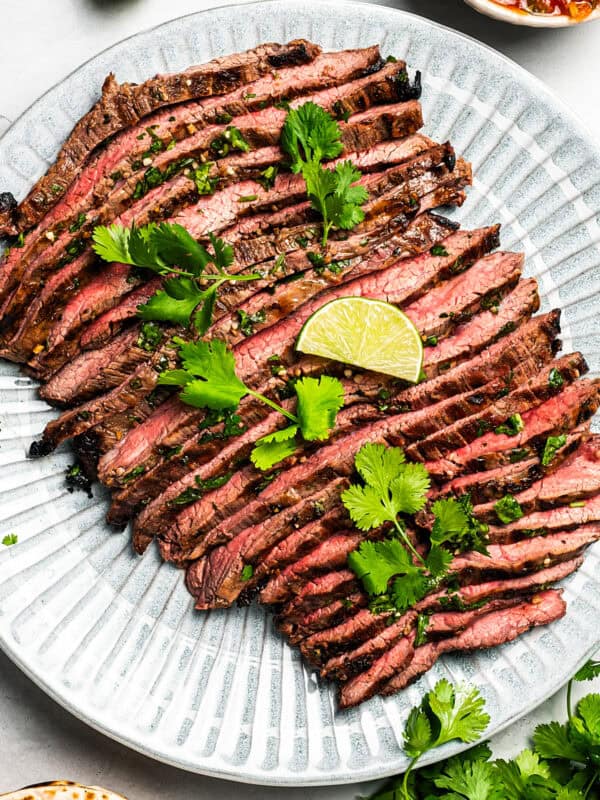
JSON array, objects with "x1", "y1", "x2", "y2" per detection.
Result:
[{"x1": 1, "y1": 0, "x2": 599, "y2": 786}]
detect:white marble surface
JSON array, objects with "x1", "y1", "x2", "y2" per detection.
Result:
[{"x1": 0, "y1": 0, "x2": 599, "y2": 796}]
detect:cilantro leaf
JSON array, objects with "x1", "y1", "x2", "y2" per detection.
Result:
[
  {"x1": 389, "y1": 463, "x2": 431, "y2": 514},
  {"x1": 428, "y1": 680, "x2": 490, "y2": 748},
  {"x1": 280, "y1": 101, "x2": 343, "y2": 171},
  {"x1": 294, "y1": 375, "x2": 344, "y2": 441},
  {"x1": 137, "y1": 277, "x2": 204, "y2": 327},
  {"x1": 92, "y1": 222, "x2": 160, "y2": 269},
  {"x1": 391, "y1": 569, "x2": 430, "y2": 612},
  {"x1": 431, "y1": 497, "x2": 469, "y2": 545},
  {"x1": 158, "y1": 339, "x2": 247, "y2": 410},
  {"x1": 574, "y1": 660, "x2": 600, "y2": 682},
  {"x1": 341, "y1": 483, "x2": 395, "y2": 531},
  {"x1": 2, "y1": 533, "x2": 18, "y2": 547},
  {"x1": 193, "y1": 284, "x2": 218, "y2": 335},
  {"x1": 426, "y1": 544, "x2": 453, "y2": 578},
  {"x1": 347, "y1": 537, "x2": 414, "y2": 595},
  {"x1": 354, "y1": 442, "x2": 406, "y2": 497},
  {"x1": 250, "y1": 425, "x2": 299, "y2": 471},
  {"x1": 434, "y1": 757, "x2": 501, "y2": 799},
  {"x1": 150, "y1": 222, "x2": 212, "y2": 275},
  {"x1": 533, "y1": 721, "x2": 588, "y2": 763},
  {"x1": 404, "y1": 707, "x2": 434, "y2": 759}
]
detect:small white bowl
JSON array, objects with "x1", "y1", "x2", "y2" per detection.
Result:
[{"x1": 465, "y1": 0, "x2": 600, "y2": 26}]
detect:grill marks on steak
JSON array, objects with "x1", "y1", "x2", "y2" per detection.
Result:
[
  {"x1": 341, "y1": 590, "x2": 566, "y2": 708},
  {"x1": 3, "y1": 40, "x2": 322, "y2": 236},
  {"x1": 407, "y1": 352, "x2": 588, "y2": 462},
  {"x1": 427, "y1": 378, "x2": 600, "y2": 480},
  {"x1": 5, "y1": 40, "x2": 597, "y2": 711},
  {"x1": 1, "y1": 101, "x2": 426, "y2": 363}
]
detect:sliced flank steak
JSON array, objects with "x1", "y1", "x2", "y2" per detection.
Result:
[
  {"x1": 1, "y1": 100, "x2": 427, "y2": 361},
  {"x1": 340, "y1": 589, "x2": 566, "y2": 708},
  {"x1": 1, "y1": 40, "x2": 322, "y2": 236},
  {"x1": 301, "y1": 558, "x2": 583, "y2": 677},
  {"x1": 407, "y1": 352, "x2": 588, "y2": 462},
  {"x1": 487, "y1": 494, "x2": 600, "y2": 544}
]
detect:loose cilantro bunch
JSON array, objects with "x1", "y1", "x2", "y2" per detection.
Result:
[
  {"x1": 343, "y1": 444, "x2": 489, "y2": 614},
  {"x1": 157, "y1": 338, "x2": 344, "y2": 470},
  {"x1": 92, "y1": 222, "x2": 260, "y2": 334},
  {"x1": 368, "y1": 659, "x2": 600, "y2": 800},
  {"x1": 280, "y1": 102, "x2": 368, "y2": 246}
]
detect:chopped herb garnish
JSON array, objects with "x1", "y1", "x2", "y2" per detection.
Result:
[
  {"x1": 494, "y1": 413, "x2": 524, "y2": 436},
  {"x1": 241, "y1": 564, "x2": 254, "y2": 581},
  {"x1": 210, "y1": 125, "x2": 251, "y2": 157},
  {"x1": 570, "y1": 501, "x2": 586, "y2": 508},
  {"x1": 548, "y1": 367, "x2": 564, "y2": 391},
  {"x1": 257, "y1": 164, "x2": 278, "y2": 190},
  {"x1": 2, "y1": 533, "x2": 18, "y2": 547},
  {"x1": 424, "y1": 335, "x2": 438, "y2": 347},
  {"x1": 430, "y1": 244, "x2": 449, "y2": 257},
  {"x1": 541, "y1": 434, "x2": 567, "y2": 466},
  {"x1": 69, "y1": 212, "x2": 87, "y2": 233},
  {"x1": 494, "y1": 494, "x2": 524, "y2": 524},
  {"x1": 137, "y1": 321, "x2": 163, "y2": 352},
  {"x1": 237, "y1": 308, "x2": 266, "y2": 336},
  {"x1": 237, "y1": 194, "x2": 258, "y2": 203}
]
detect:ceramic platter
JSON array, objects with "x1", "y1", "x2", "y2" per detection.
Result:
[{"x1": 0, "y1": 0, "x2": 599, "y2": 786}]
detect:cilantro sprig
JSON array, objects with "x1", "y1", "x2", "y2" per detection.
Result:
[
  {"x1": 158, "y1": 338, "x2": 344, "y2": 470},
  {"x1": 92, "y1": 222, "x2": 260, "y2": 334},
  {"x1": 343, "y1": 444, "x2": 489, "y2": 614},
  {"x1": 369, "y1": 656, "x2": 600, "y2": 800},
  {"x1": 280, "y1": 102, "x2": 368, "y2": 246}
]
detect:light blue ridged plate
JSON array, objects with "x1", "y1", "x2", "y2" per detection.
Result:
[{"x1": 0, "y1": 0, "x2": 599, "y2": 786}]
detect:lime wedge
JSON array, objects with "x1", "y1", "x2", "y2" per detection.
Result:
[{"x1": 296, "y1": 297, "x2": 423, "y2": 382}]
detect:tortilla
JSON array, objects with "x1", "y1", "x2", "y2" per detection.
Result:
[{"x1": 0, "y1": 781, "x2": 128, "y2": 800}]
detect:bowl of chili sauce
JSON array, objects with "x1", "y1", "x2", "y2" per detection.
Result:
[{"x1": 465, "y1": 0, "x2": 600, "y2": 25}]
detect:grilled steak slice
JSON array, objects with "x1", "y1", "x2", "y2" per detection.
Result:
[
  {"x1": 0, "y1": 46, "x2": 380, "y2": 273},
  {"x1": 126, "y1": 342, "x2": 551, "y2": 545},
  {"x1": 427, "y1": 379, "x2": 600, "y2": 480},
  {"x1": 32, "y1": 145, "x2": 464, "y2": 377},
  {"x1": 407, "y1": 353, "x2": 588, "y2": 462},
  {"x1": 281, "y1": 556, "x2": 582, "y2": 646},
  {"x1": 453, "y1": 525, "x2": 600, "y2": 578},
  {"x1": 37, "y1": 208, "x2": 461, "y2": 454},
  {"x1": 279, "y1": 593, "x2": 369, "y2": 643},
  {"x1": 259, "y1": 534, "x2": 364, "y2": 604},
  {"x1": 275, "y1": 523, "x2": 593, "y2": 636},
  {"x1": 2, "y1": 102, "x2": 427, "y2": 360},
  {"x1": 488, "y1": 495, "x2": 600, "y2": 543},
  {"x1": 184, "y1": 478, "x2": 350, "y2": 601},
  {"x1": 40, "y1": 327, "x2": 147, "y2": 406},
  {"x1": 89, "y1": 219, "x2": 486, "y2": 486},
  {"x1": 39, "y1": 340, "x2": 178, "y2": 448},
  {"x1": 303, "y1": 558, "x2": 583, "y2": 675},
  {"x1": 435, "y1": 426, "x2": 589, "y2": 505},
  {"x1": 214, "y1": 238, "x2": 516, "y2": 352},
  {"x1": 473, "y1": 436, "x2": 600, "y2": 521},
  {"x1": 342, "y1": 589, "x2": 566, "y2": 707},
  {"x1": 327, "y1": 595, "x2": 530, "y2": 703},
  {"x1": 3, "y1": 40, "x2": 321, "y2": 236},
  {"x1": 277, "y1": 571, "x2": 359, "y2": 623}
]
